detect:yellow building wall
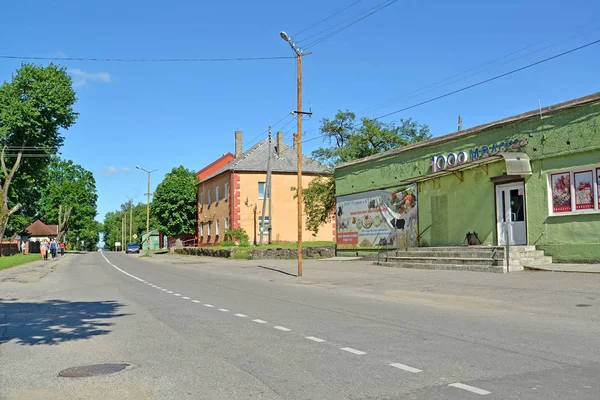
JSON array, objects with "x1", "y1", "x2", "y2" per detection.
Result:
[
  {"x1": 238, "y1": 172, "x2": 335, "y2": 243},
  {"x1": 198, "y1": 172, "x2": 231, "y2": 244}
]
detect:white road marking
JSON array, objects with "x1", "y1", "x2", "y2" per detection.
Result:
[
  {"x1": 174, "y1": 293, "x2": 182, "y2": 297},
  {"x1": 252, "y1": 319, "x2": 267, "y2": 324},
  {"x1": 341, "y1": 347, "x2": 366, "y2": 355},
  {"x1": 449, "y1": 383, "x2": 491, "y2": 395},
  {"x1": 167, "y1": 291, "x2": 173, "y2": 294},
  {"x1": 192, "y1": 300, "x2": 201, "y2": 303},
  {"x1": 161, "y1": 289, "x2": 168, "y2": 292},
  {"x1": 182, "y1": 296, "x2": 190, "y2": 300},
  {"x1": 204, "y1": 304, "x2": 214, "y2": 308},
  {"x1": 305, "y1": 336, "x2": 326, "y2": 343},
  {"x1": 100, "y1": 253, "x2": 145, "y2": 282},
  {"x1": 389, "y1": 363, "x2": 422, "y2": 373},
  {"x1": 234, "y1": 313, "x2": 248, "y2": 318},
  {"x1": 218, "y1": 308, "x2": 229, "y2": 312},
  {"x1": 274, "y1": 326, "x2": 291, "y2": 332}
]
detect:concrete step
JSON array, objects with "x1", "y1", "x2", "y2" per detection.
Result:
[
  {"x1": 388, "y1": 256, "x2": 500, "y2": 267},
  {"x1": 520, "y1": 256, "x2": 553, "y2": 266},
  {"x1": 377, "y1": 261, "x2": 506, "y2": 273},
  {"x1": 399, "y1": 246, "x2": 504, "y2": 252},
  {"x1": 509, "y1": 250, "x2": 545, "y2": 259},
  {"x1": 394, "y1": 250, "x2": 504, "y2": 259},
  {"x1": 507, "y1": 245, "x2": 537, "y2": 253}
]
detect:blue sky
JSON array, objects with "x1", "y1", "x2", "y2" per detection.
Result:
[{"x1": 2, "y1": 0, "x2": 599, "y2": 222}]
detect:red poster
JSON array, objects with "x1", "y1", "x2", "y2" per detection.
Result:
[
  {"x1": 336, "y1": 232, "x2": 358, "y2": 245},
  {"x1": 551, "y1": 172, "x2": 571, "y2": 213},
  {"x1": 574, "y1": 170, "x2": 594, "y2": 210}
]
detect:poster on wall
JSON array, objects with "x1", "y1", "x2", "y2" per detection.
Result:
[
  {"x1": 551, "y1": 172, "x2": 572, "y2": 213},
  {"x1": 574, "y1": 170, "x2": 594, "y2": 210},
  {"x1": 336, "y1": 185, "x2": 418, "y2": 249},
  {"x1": 597, "y1": 168, "x2": 600, "y2": 209}
]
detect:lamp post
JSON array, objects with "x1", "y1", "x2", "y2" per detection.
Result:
[
  {"x1": 136, "y1": 166, "x2": 157, "y2": 256},
  {"x1": 280, "y1": 31, "x2": 311, "y2": 277}
]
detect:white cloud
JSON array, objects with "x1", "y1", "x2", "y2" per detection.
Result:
[
  {"x1": 101, "y1": 166, "x2": 118, "y2": 176},
  {"x1": 69, "y1": 68, "x2": 111, "y2": 87},
  {"x1": 122, "y1": 167, "x2": 132, "y2": 173}
]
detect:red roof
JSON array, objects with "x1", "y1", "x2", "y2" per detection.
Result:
[
  {"x1": 22, "y1": 220, "x2": 58, "y2": 237},
  {"x1": 196, "y1": 153, "x2": 235, "y2": 181}
]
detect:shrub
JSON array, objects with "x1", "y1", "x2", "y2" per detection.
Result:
[{"x1": 224, "y1": 228, "x2": 250, "y2": 247}]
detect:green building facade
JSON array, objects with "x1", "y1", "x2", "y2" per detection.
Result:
[{"x1": 334, "y1": 93, "x2": 600, "y2": 263}]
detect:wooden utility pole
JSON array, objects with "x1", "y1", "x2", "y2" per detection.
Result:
[
  {"x1": 260, "y1": 127, "x2": 272, "y2": 246},
  {"x1": 280, "y1": 31, "x2": 312, "y2": 277},
  {"x1": 129, "y1": 200, "x2": 133, "y2": 243}
]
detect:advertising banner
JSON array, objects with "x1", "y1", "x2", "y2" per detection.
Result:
[
  {"x1": 574, "y1": 170, "x2": 594, "y2": 210},
  {"x1": 336, "y1": 185, "x2": 418, "y2": 249},
  {"x1": 597, "y1": 168, "x2": 600, "y2": 209},
  {"x1": 551, "y1": 172, "x2": 571, "y2": 213}
]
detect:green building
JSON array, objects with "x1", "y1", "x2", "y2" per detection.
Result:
[
  {"x1": 142, "y1": 229, "x2": 161, "y2": 251},
  {"x1": 334, "y1": 93, "x2": 600, "y2": 263}
]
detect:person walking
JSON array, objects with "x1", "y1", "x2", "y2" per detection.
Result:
[
  {"x1": 49, "y1": 239, "x2": 57, "y2": 260},
  {"x1": 40, "y1": 240, "x2": 47, "y2": 261},
  {"x1": 59, "y1": 241, "x2": 65, "y2": 257}
]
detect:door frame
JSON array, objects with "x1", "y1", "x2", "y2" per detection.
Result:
[{"x1": 493, "y1": 178, "x2": 528, "y2": 246}]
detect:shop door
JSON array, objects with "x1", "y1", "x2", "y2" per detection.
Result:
[{"x1": 496, "y1": 183, "x2": 526, "y2": 246}]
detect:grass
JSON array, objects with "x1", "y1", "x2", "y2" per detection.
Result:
[
  {"x1": 0, "y1": 253, "x2": 42, "y2": 271},
  {"x1": 222, "y1": 241, "x2": 335, "y2": 260}
]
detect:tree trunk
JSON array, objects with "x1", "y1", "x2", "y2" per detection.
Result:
[
  {"x1": 0, "y1": 146, "x2": 24, "y2": 253},
  {"x1": 56, "y1": 204, "x2": 73, "y2": 243}
]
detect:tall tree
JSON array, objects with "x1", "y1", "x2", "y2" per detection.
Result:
[
  {"x1": 299, "y1": 110, "x2": 431, "y2": 235},
  {"x1": 37, "y1": 157, "x2": 98, "y2": 245},
  {"x1": 0, "y1": 63, "x2": 77, "y2": 240},
  {"x1": 151, "y1": 166, "x2": 198, "y2": 238}
]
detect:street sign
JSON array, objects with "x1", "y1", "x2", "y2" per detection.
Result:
[
  {"x1": 133, "y1": 234, "x2": 138, "y2": 239},
  {"x1": 115, "y1": 241, "x2": 121, "y2": 247}
]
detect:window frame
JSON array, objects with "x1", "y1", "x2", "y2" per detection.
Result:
[
  {"x1": 208, "y1": 190, "x2": 212, "y2": 205},
  {"x1": 224, "y1": 217, "x2": 229, "y2": 231},
  {"x1": 547, "y1": 166, "x2": 600, "y2": 216},
  {"x1": 207, "y1": 221, "x2": 211, "y2": 236},
  {"x1": 200, "y1": 222, "x2": 204, "y2": 236},
  {"x1": 216, "y1": 219, "x2": 220, "y2": 236},
  {"x1": 258, "y1": 182, "x2": 267, "y2": 200},
  {"x1": 200, "y1": 191, "x2": 204, "y2": 208},
  {"x1": 258, "y1": 216, "x2": 270, "y2": 234},
  {"x1": 215, "y1": 186, "x2": 220, "y2": 204},
  {"x1": 224, "y1": 183, "x2": 229, "y2": 201}
]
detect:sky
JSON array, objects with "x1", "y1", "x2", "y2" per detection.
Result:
[{"x1": 1, "y1": 0, "x2": 599, "y2": 223}]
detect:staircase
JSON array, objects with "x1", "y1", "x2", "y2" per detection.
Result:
[{"x1": 376, "y1": 245, "x2": 552, "y2": 273}]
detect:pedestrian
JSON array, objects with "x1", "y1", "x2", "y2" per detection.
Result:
[
  {"x1": 40, "y1": 239, "x2": 47, "y2": 261},
  {"x1": 60, "y1": 241, "x2": 65, "y2": 257},
  {"x1": 20, "y1": 241, "x2": 24, "y2": 254},
  {"x1": 50, "y1": 239, "x2": 57, "y2": 260}
]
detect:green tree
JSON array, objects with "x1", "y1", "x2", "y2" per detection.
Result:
[
  {"x1": 299, "y1": 110, "x2": 431, "y2": 235},
  {"x1": 151, "y1": 166, "x2": 198, "y2": 238},
  {"x1": 0, "y1": 63, "x2": 77, "y2": 240},
  {"x1": 37, "y1": 157, "x2": 98, "y2": 246}
]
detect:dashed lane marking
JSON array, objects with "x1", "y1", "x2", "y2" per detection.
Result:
[
  {"x1": 305, "y1": 336, "x2": 326, "y2": 343},
  {"x1": 341, "y1": 347, "x2": 366, "y2": 355},
  {"x1": 204, "y1": 304, "x2": 214, "y2": 308},
  {"x1": 234, "y1": 314, "x2": 248, "y2": 318},
  {"x1": 449, "y1": 383, "x2": 491, "y2": 395},
  {"x1": 389, "y1": 363, "x2": 422, "y2": 373},
  {"x1": 253, "y1": 319, "x2": 267, "y2": 324},
  {"x1": 274, "y1": 326, "x2": 291, "y2": 332},
  {"x1": 218, "y1": 309, "x2": 229, "y2": 312}
]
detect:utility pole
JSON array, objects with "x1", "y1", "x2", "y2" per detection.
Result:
[
  {"x1": 126, "y1": 196, "x2": 136, "y2": 243},
  {"x1": 280, "y1": 31, "x2": 312, "y2": 277},
  {"x1": 260, "y1": 127, "x2": 272, "y2": 246},
  {"x1": 136, "y1": 166, "x2": 157, "y2": 256}
]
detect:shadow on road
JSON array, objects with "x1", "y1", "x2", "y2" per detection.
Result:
[
  {"x1": 257, "y1": 265, "x2": 297, "y2": 277},
  {"x1": 0, "y1": 299, "x2": 129, "y2": 346}
]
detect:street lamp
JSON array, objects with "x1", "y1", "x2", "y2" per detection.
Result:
[
  {"x1": 280, "y1": 31, "x2": 311, "y2": 277},
  {"x1": 136, "y1": 165, "x2": 157, "y2": 256}
]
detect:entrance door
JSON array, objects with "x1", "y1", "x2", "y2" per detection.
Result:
[{"x1": 496, "y1": 182, "x2": 526, "y2": 245}]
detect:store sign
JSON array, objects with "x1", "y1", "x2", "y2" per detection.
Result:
[{"x1": 430, "y1": 138, "x2": 528, "y2": 173}]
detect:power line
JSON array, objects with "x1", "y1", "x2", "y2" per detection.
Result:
[
  {"x1": 243, "y1": 113, "x2": 295, "y2": 151},
  {"x1": 362, "y1": 21, "x2": 600, "y2": 115},
  {"x1": 0, "y1": 55, "x2": 296, "y2": 63},
  {"x1": 375, "y1": 38, "x2": 600, "y2": 120},
  {"x1": 301, "y1": 0, "x2": 399, "y2": 50},
  {"x1": 293, "y1": 0, "x2": 365, "y2": 38}
]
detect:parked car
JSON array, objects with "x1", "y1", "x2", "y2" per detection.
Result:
[{"x1": 126, "y1": 242, "x2": 140, "y2": 254}]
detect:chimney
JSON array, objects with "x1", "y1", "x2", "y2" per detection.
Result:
[
  {"x1": 235, "y1": 130, "x2": 242, "y2": 158},
  {"x1": 277, "y1": 131, "x2": 283, "y2": 157}
]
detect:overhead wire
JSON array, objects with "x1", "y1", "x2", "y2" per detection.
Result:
[
  {"x1": 374, "y1": 38, "x2": 600, "y2": 120},
  {"x1": 0, "y1": 55, "x2": 296, "y2": 63},
  {"x1": 301, "y1": 0, "x2": 399, "y2": 50},
  {"x1": 293, "y1": 0, "x2": 365, "y2": 38},
  {"x1": 243, "y1": 112, "x2": 295, "y2": 151}
]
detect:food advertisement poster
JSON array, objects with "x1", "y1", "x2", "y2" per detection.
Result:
[
  {"x1": 597, "y1": 168, "x2": 600, "y2": 209},
  {"x1": 336, "y1": 185, "x2": 418, "y2": 249},
  {"x1": 551, "y1": 172, "x2": 572, "y2": 213},
  {"x1": 574, "y1": 170, "x2": 594, "y2": 210}
]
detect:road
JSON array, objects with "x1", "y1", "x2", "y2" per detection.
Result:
[{"x1": 1, "y1": 252, "x2": 599, "y2": 399}]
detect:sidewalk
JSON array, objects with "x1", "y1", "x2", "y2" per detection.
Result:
[
  {"x1": 145, "y1": 253, "x2": 600, "y2": 320},
  {"x1": 525, "y1": 263, "x2": 600, "y2": 273}
]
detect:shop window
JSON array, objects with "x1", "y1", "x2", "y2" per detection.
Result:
[{"x1": 549, "y1": 167, "x2": 599, "y2": 215}]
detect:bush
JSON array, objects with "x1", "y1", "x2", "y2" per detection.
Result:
[
  {"x1": 224, "y1": 228, "x2": 250, "y2": 247},
  {"x1": 221, "y1": 240, "x2": 236, "y2": 247}
]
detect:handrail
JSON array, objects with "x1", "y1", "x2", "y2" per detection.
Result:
[{"x1": 418, "y1": 224, "x2": 432, "y2": 239}]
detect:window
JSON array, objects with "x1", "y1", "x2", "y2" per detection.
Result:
[
  {"x1": 208, "y1": 190, "x2": 212, "y2": 205},
  {"x1": 258, "y1": 182, "x2": 266, "y2": 199},
  {"x1": 548, "y1": 166, "x2": 600, "y2": 215},
  {"x1": 200, "y1": 191, "x2": 204, "y2": 207},
  {"x1": 207, "y1": 221, "x2": 211, "y2": 236},
  {"x1": 216, "y1": 186, "x2": 220, "y2": 204},
  {"x1": 225, "y1": 217, "x2": 229, "y2": 231},
  {"x1": 258, "y1": 216, "x2": 270, "y2": 234},
  {"x1": 200, "y1": 222, "x2": 204, "y2": 236},
  {"x1": 216, "y1": 219, "x2": 220, "y2": 236},
  {"x1": 225, "y1": 183, "x2": 229, "y2": 201}
]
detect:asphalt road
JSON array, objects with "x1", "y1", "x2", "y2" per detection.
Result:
[{"x1": 1, "y1": 252, "x2": 599, "y2": 399}]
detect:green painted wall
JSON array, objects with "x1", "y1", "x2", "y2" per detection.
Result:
[{"x1": 335, "y1": 98, "x2": 600, "y2": 261}]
